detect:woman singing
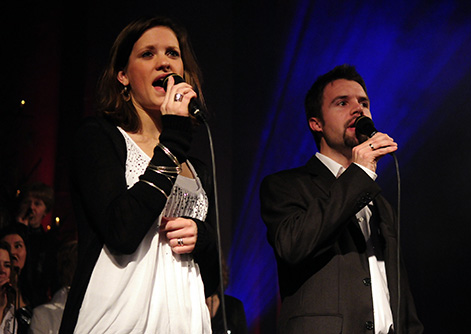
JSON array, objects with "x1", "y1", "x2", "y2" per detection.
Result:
[{"x1": 60, "y1": 16, "x2": 219, "y2": 333}]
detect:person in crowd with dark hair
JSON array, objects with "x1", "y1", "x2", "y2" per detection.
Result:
[
  {"x1": 0, "y1": 242, "x2": 17, "y2": 333},
  {"x1": 59, "y1": 16, "x2": 219, "y2": 333},
  {"x1": 0, "y1": 223, "x2": 33, "y2": 334},
  {"x1": 30, "y1": 240, "x2": 78, "y2": 334},
  {"x1": 14, "y1": 182, "x2": 57, "y2": 308},
  {"x1": 15, "y1": 182, "x2": 54, "y2": 229},
  {"x1": 260, "y1": 64, "x2": 423, "y2": 333},
  {"x1": 206, "y1": 258, "x2": 248, "y2": 334}
]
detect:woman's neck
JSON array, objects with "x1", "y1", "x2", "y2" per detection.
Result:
[
  {"x1": 126, "y1": 106, "x2": 163, "y2": 158},
  {"x1": 0, "y1": 294, "x2": 7, "y2": 308},
  {"x1": 135, "y1": 105, "x2": 162, "y2": 139}
]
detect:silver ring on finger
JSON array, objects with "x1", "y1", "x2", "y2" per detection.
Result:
[
  {"x1": 174, "y1": 93, "x2": 183, "y2": 102},
  {"x1": 369, "y1": 143, "x2": 375, "y2": 151},
  {"x1": 177, "y1": 238, "x2": 184, "y2": 246}
]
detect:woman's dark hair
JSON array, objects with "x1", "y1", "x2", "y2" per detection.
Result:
[
  {"x1": 97, "y1": 16, "x2": 205, "y2": 132},
  {"x1": 305, "y1": 64, "x2": 367, "y2": 149},
  {"x1": 0, "y1": 223, "x2": 28, "y2": 247},
  {"x1": 0, "y1": 241, "x2": 12, "y2": 255},
  {"x1": 0, "y1": 223, "x2": 34, "y2": 308},
  {"x1": 0, "y1": 241, "x2": 15, "y2": 305}
]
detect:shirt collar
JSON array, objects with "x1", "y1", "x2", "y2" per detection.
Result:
[{"x1": 315, "y1": 152, "x2": 346, "y2": 178}]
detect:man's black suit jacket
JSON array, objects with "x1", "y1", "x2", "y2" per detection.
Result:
[{"x1": 260, "y1": 155, "x2": 423, "y2": 333}]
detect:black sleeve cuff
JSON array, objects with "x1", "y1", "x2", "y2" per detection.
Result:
[{"x1": 156, "y1": 115, "x2": 193, "y2": 164}]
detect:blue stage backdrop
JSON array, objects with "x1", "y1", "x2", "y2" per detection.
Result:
[{"x1": 227, "y1": 1, "x2": 471, "y2": 332}]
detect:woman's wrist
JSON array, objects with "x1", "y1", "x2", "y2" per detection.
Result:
[{"x1": 158, "y1": 115, "x2": 193, "y2": 163}]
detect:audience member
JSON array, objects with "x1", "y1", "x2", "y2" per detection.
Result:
[
  {"x1": 206, "y1": 259, "x2": 248, "y2": 334},
  {"x1": 29, "y1": 240, "x2": 77, "y2": 334},
  {"x1": 0, "y1": 223, "x2": 33, "y2": 333},
  {"x1": 15, "y1": 182, "x2": 54, "y2": 230},
  {"x1": 0, "y1": 241, "x2": 17, "y2": 332},
  {"x1": 15, "y1": 182, "x2": 57, "y2": 307}
]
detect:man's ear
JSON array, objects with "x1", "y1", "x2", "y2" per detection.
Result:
[
  {"x1": 117, "y1": 71, "x2": 129, "y2": 86},
  {"x1": 309, "y1": 117, "x2": 323, "y2": 133}
]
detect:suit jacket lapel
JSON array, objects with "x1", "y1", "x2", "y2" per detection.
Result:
[
  {"x1": 304, "y1": 155, "x2": 369, "y2": 264},
  {"x1": 305, "y1": 156, "x2": 401, "y2": 323},
  {"x1": 304, "y1": 155, "x2": 338, "y2": 196},
  {"x1": 374, "y1": 195, "x2": 399, "y2": 323},
  {"x1": 374, "y1": 196, "x2": 397, "y2": 240}
]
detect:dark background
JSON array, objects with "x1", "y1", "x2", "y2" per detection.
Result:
[{"x1": 1, "y1": 1, "x2": 470, "y2": 333}]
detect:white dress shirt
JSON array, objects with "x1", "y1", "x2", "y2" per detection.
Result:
[{"x1": 316, "y1": 153, "x2": 394, "y2": 334}]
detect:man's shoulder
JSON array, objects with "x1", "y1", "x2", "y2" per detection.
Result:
[
  {"x1": 265, "y1": 156, "x2": 322, "y2": 178},
  {"x1": 264, "y1": 164, "x2": 307, "y2": 180},
  {"x1": 261, "y1": 158, "x2": 322, "y2": 189}
]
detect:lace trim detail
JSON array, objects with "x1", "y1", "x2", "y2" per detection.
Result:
[{"x1": 118, "y1": 127, "x2": 208, "y2": 221}]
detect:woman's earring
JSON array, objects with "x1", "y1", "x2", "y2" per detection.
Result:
[{"x1": 121, "y1": 85, "x2": 131, "y2": 102}]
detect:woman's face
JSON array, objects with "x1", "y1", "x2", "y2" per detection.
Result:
[
  {"x1": 2, "y1": 234, "x2": 26, "y2": 271},
  {"x1": 118, "y1": 26, "x2": 184, "y2": 112},
  {"x1": 0, "y1": 249, "x2": 11, "y2": 287}
]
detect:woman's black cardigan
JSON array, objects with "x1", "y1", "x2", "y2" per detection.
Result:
[{"x1": 59, "y1": 115, "x2": 219, "y2": 333}]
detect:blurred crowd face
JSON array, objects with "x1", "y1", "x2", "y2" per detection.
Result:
[
  {"x1": 18, "y1": 195, "x2": 47, "y2": 229},
  {"x1": 0, "y1": 249, "x2": 11, "y2": 288},
  {"x1": 1, "y1": 234, "x2": 26, "y2": 272}
]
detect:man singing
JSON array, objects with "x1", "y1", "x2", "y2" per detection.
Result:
[{"x1": 260, "y1": 65, "x2": 423, "y2": 333}]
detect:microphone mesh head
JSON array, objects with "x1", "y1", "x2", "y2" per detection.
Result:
[
  {"x1": 162, "y1": 73, "x2": 184, "y2": 89},
  {"x1": 355, "y1": 116, "x2": 377, "y2": 137}
]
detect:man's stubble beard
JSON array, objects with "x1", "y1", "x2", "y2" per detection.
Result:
[{"x1": 344, "y1": 130, "x2": 368, "y2": 148}]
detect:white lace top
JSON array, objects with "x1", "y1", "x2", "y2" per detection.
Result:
[
  {"x1": 0, "y1": 304, "x2": 16, "y2": 334},
  {"x1": 74, "y1": 127, "x2": 212, "y2": 333}
]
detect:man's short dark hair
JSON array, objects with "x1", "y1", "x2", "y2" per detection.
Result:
[
  {"x1": 305, "y1": 64, "x2": 367, "y2": 149},
  {"x1": 18, "y1": 182, "x2": 55, "y2": 213}
]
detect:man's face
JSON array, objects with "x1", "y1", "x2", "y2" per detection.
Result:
[
  {"x1": 19, "y1": 195, "x2": 47, "y2": 228},
  {"x1": 310, "y1": 79, "x2": 371, "y2": 154}
]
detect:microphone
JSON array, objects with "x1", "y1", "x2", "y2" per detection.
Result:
[
  {"x1": 355, "y1": 115, "x2": 377, "y2": 138},
  {"x1": 23, "y1": 207, "x2": 33, "y2": 220},
  {"x1": 355, "y1": 115, "x2": 397, "y2": 159},
  {"x1": 161, "y1": 73, "x2": 206, "y2": 122},
  {"x1": 2, "y1": 282, "x2": 16, "y2": 295}
]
